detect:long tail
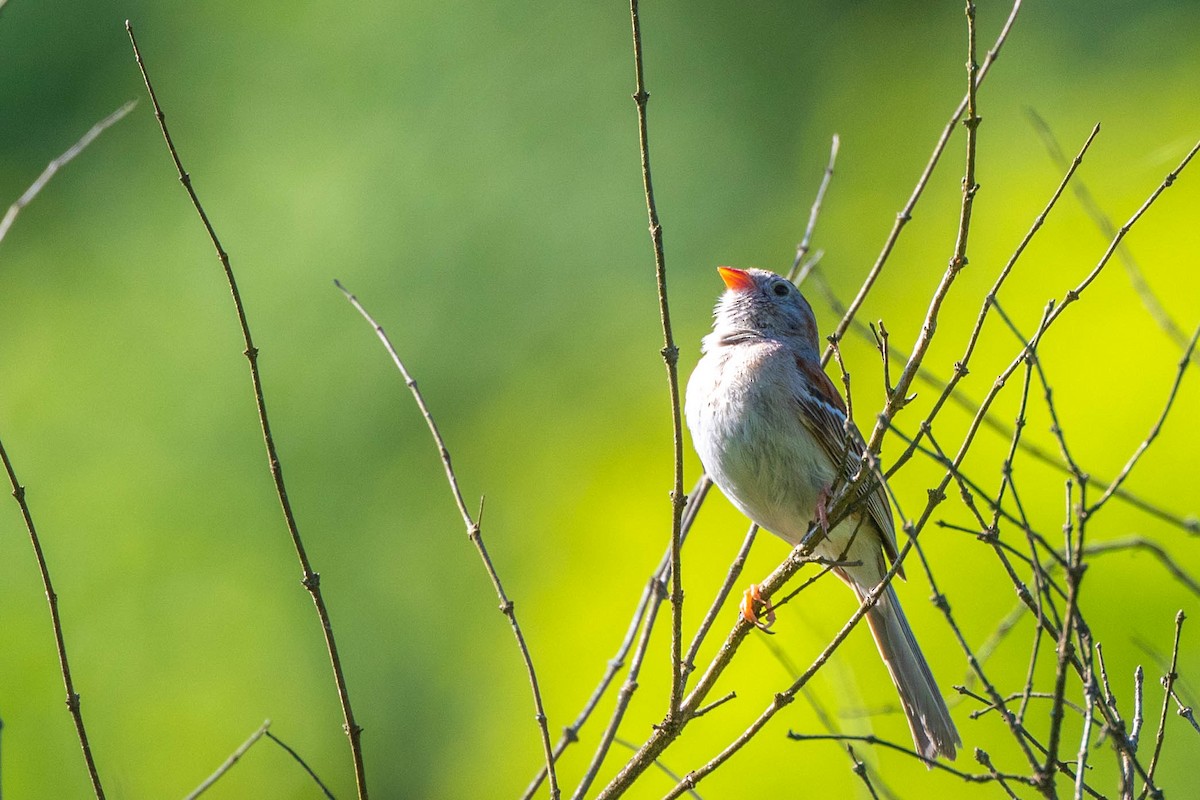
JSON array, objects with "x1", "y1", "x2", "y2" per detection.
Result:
[{"x1": 859, "y1": 582, "x2": 960, "y2": 761}]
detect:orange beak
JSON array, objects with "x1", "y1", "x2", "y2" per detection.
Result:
[{"x1": 717, "y1": 266, "x2": 754, "y2": 292}]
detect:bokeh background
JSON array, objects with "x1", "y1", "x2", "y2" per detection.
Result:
[{"x1": 2, "y1": 1, "x2": 1198, "y2": 797}]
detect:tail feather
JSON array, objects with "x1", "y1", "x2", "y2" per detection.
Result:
[{"x1": 860, "y1": 583, "x2": 960, "y2": 761}]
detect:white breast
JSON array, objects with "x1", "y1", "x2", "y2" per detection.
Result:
[{"x1": 685, "y1": 341, "x2": 835, "y2": 546}]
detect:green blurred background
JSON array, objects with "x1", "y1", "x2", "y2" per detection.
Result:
[{"x1": 2, "y1": 1, "x2": 1198, "y2": 797}]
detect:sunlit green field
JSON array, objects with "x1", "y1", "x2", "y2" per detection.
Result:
[{"x1": 2, "y1": 2, "x2": 1197, "y2": 797}]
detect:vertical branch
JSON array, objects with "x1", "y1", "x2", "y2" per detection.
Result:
[
  {"x1": 335, "y1": 282, "x2": 560, "y2": 799},
  {"x1": 125, "y1": 23, "x2": 367, "y2": 799},
  {"x1": 1074, "y1": 648, "x2": 1097, "y2": 800},
  {"x1": 861, "y1": 0, "x2": 984, "y2": 455},
  {"x1": 1041, "y1": 485, "x2": 1077, "y2": 793},
  {"x1": 887, "y1": 122, "x2": 1100, "y2": 475},
  {"x1": 0, "y1": 439, "x2": 105, "y2": 799},
  {"x1": 628, "y1": 0, "x2": 688, "y2": 723},
  {"x1": 1141, "y1": 611, "x2": 1186, "y2": 797},
  {"x1": 821, "y1": 0, "x2": 1023, "y2": 366}
]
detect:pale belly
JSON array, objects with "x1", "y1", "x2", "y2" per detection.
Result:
[{"x1": 686, "y1": 346, "x2": 834, "y2": 547}]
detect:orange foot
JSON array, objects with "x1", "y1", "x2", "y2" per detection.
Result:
[{"x1": 740, "y1": 584, "x2": 776, "y2": 633}]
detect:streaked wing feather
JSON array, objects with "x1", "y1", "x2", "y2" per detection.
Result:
[{"x1": 793, "y1": 356, "x2": 901, "y2": 571}]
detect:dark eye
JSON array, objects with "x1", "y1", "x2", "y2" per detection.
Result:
[{"x1": 772, "y1": 282, "x2": 790, "y2": 297}]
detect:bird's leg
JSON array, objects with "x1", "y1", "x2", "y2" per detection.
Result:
[
  {"x1": 814, "y1": 483, "x2": 833, "y2": 540},
  {"x1": 740, "y1": 584, "x2": 776, "y2": 633}
]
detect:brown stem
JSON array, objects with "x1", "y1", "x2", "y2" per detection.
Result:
[{"x1": 126, "y1": 22, "x2": 367, "y2": 798}]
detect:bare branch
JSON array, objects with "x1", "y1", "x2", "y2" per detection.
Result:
[
  {"x1": 264, "y1": 731, "x2": 337, "y2": 800},
  {"x1": 1089, "y1": 321, "x2": 1200, "y2": 515},
  {"x1": 821, "y1": 0, "x2": 1024, "y2": 366},
  {"x1": 1028, "y1": 108, "x2": 1200, "y2": 369},
  {"x1": 1140, "y1": 611, "x2": 1186, "y2": 797},
  {"x1": 790, "y1": 133, "x2": 840, "y2": 282},
  {"x1": 182, "y1": 720, "x2": 271, "y2": 800},
  {"x1": 0, "y1": 437, "x2": 106, "y2": 798},
  {"x1": 126, "y1": 22, "x2": 367, "y2": 796},
  {"x1": 335, "y1": 281, "x2": 559, "y2": 798},
  {"x1": 627, "y1": 0, "x2": 690, "y2": 728},
  {"x1": 0, "y1": 101, "x2": 135, "y2": 249},
  {"x1": 787, "y1": 731, "x2": 1039, "y2": 787}
]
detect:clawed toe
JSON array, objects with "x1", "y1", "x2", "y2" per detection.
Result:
[{"x1": 740, "y1": 584, "x2": 776, "y2": 633}]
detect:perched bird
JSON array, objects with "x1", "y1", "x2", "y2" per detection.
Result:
[{"x1": 685, "y1": 266, "x2": 960, "y2": 760}]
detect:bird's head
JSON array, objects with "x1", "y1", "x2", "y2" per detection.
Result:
[{"x1": 709, "y1": 266, "x2": 820, "y2": 352}]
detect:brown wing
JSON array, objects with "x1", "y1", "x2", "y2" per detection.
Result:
[{"x1": 793, "y1": 355, "x2": 902, "y2": 574}]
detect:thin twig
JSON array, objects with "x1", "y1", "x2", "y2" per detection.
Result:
[
  {"x1": 0, "y1": 101, "x2": 136, "y2": 248},
  {"x1": 1084, "y1": 537, "x2": 1200, "y2": 598},
  {"x1": 0, "y1": 103, "x2": 140, "y2": 800},
  {"x1": 522, "y1": 477, "x2": 711, "y2": 800},
  {"x1": 1096, "y1": 642, "x2": 1135, "y2": 798},
  {"x1": 1089, "y1": 320, "x2": 1200, "y2": 515},
  {"x1": 126, "y1": 23, "x2": 367, "y2": 797},
  {"x1": 1168, "y1": 687, "x2": 1199, "y2": 736},
  {"x1": 820, "y1": 0, "x2": 1024, "y2": 367},
  {"x1": 1131, "y1": 665, "x2": 1147, "y2": 746},
  {"x1": 570, "y1": 570, "x2": 666, "y2": 800},
  {"x1": 628, "y1": 0, "x2": 689, "y2": 727},
  {"x1": 846, "y1": 745, "x2": 881, "y2": 800},
  {"x1": 611, "y1": 739, "x2": 702, "y2": 800},
  {"x1": 0, "y1": 438, "x2": 105, "y2": 799},
  {"x1": 790, "y1": 134, "x2": 840, "y2": 282},
  {"x1": 787, "y1": 731, "x2": 1039, "y2": 786},
  {"x1": 182, "y1": 720, "x2": 271, "y2": 800},
  {"x1": 858, "y1": 0, "x2": 985, "y2": 462},
  {"x1": 1140, "y1": 611, "x2": 1185, "y2": 798},
  {"x1": 265, "y1": 731, "x2": 338, "y2": 800},
  {"x1": 335, "y1": 281, "x2": 558, "y2": 798},
  {"x1": 681, "y1": 523, "x2": 758, "y2": 680},
  {"x1": 976, "y1": 749, "x2": 1025, "y2": 799},
  {"x1": 1075, "y1": 644, "x2": 1098, "y2": 800},
  {"x1": 1028, "y1": 108, "x2": 1200, "y2": 369}
]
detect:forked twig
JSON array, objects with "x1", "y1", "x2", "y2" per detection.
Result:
[
  {"x1": 126, "y1": 22, "x2": 367, "y2": 798},
  {"x1": 1028, "y1": 108, "x2": 1200, "y2": 369},
  {"x1": 265, "y1": 731, "x2": 338, "y2": 799},
  {"x1": 523, "y1": 477, "x2": 712, "y2": 800},
  {"x1": 335, "y1": 281, "x2": 559, "y2": 799},
  {"x1": 183, "y1": 720, "x2": 271, "y2": 800},
  {"x1": 1140, "y1": 611, "x2": 1186, "y2": 798},
  {"x1": 821, "y1": 0, "x2": 1024, "y2": 367}
]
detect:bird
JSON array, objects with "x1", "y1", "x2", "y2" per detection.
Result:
[{"x1": 684, "y1": 265, "x2": 960, "y2": 761}]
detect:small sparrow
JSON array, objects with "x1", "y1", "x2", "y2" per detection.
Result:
[{"x1": 685, "y1": 266, "x2": 960, "y2": 760}]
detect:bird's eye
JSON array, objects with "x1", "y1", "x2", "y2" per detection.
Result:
[{"x1": 772, "y1": 282, "x2": 790, "y2": 297}]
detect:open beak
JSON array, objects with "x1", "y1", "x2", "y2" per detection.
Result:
[{"x1": 717, "y1": 266, "x2": 754, "y2": 292}]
